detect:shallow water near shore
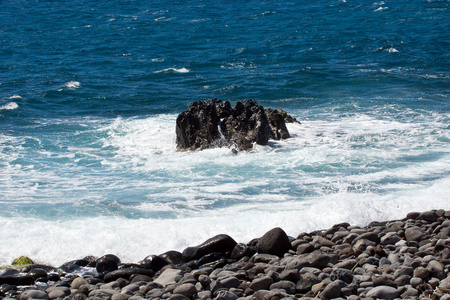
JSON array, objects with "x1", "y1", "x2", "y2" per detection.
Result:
[{"x1": 1, "y1": 0, "x2": 449, "y2": 266}]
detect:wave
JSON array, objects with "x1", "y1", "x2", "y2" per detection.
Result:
[
  {"x1": 153, "y1": 67, "x2": 190, "y2": 74},
  {"x1": 0, "y1": 102, "x2": 19, "y2": 111},
  {"x1": 0, "y1": 105, "x2": 449, "y2": 266},
  {"x1": 63, "y1": 81, "x2": 81, "y2": 89}
]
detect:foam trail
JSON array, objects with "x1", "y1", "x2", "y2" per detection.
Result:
[
  {"x1": 153, "y1": 67, "x2": 190, "y2": 74},
  {"x1": 63, "y1": 81, "x2": 81, "y2": 89}
]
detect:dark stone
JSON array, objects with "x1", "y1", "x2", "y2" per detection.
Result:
[
  {"x1": 418, "y1": 211, "x2": 439, "y2": 223},
  {"x1": 330, "y1": 268, "x2": 353, "y2": 283},
  {"x1": 231, "y1": 243, "x2": 257, "y2": 260},
  {"x1": 20, "y1": 264, "x2": 56, "y2": 273},
  {"x1": 373, "y1": 275, "x2": 397, "y2": 288},
  {"x1": 270, "y1": 280, "x2": 296, "y2": 294},
  {"x1": 175, "y1": 99, "x2": 292, "y2": 151},
  {"x1": 130, "y1": 274, "x2": 152, "y2": 283},
  {"x1": 265, "y1": 108, "x2": 290, "y2": 140},
  {"x1": 103, "y1": 268, "x2": 155, "y2": 282},
  {"x1": 296, "y1": 242, "x2": 314, "y2": 255},
  {"x1": 196, "y1": 252, "x2": 224, "y2": 267},
  {"x1": 256, "y1": 227, "x2": 290, "y2": 257},
  {"x1": 159, "y1": 251, "x2": 184, "y2": 265},
  {"x1": 320, "y1": 280, "x2": 343, "y2": 300},
  {"x1": 405, "y1": 227, "x2": 426, "y2": 242},
  {"x1": 140, "y1": 255, "x2": 169, "y2": 272},
  {"x1": 0, "y1": 275, "x2": 34, "y2": 285},
  {"x1": 352, "y1": 232, "x2": 380, "y2": 245},
  {"x1": 96, "y1": 255, "x2": 119, "y2": 273},
  {"x1": 296, "y1": 273, "x2": 321, "y2": 293},
  {"x1": 182, "y1": 234, "x2": 237, "y2": 261},
  {"x1": 407, "y1": 212, "x2": 420, "y2": 219},
  {"x1": 27, "y1": 268, "x2": 47, "y2": 280}
]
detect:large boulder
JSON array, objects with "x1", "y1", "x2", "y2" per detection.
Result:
[{"x1": 176, "y1": 99, "x2": 294, "y2": 151}]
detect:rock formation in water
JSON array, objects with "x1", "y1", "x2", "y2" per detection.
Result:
[{"x1": 175, "y1": 99, "x2": 299, "y2": 151}]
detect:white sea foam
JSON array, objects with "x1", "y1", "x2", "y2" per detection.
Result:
[
  {"x1": 153, "y1": 67, "x2": 190, "y2": 74},
  {"x1": 63, "y1": 81, "x2": 81, "y2": 89},
  {"x1": 0, "y1": 107, "x2": 449, "y2": 266},
  {"x1": 0, "y1": 102, "x2": 18, "y2": 110}
]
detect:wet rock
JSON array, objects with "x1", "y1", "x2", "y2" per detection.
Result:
[
  {"x1": 183, "y1": 234, "x2": 237, "y2": 261},
  {"x1": 176, "y1": 99, "x2": 293, "y2": 151},
  {"x1": 0, "y1": 275, "x2": 34, "y2": 285},
  {"x1": 96, "y1": 255, "x2": 120, "y2": 273},
  {"x1": 140, "y1": 255, "x2": 169, "y2": 272},
  {"x1": 104, "y1": 268, "x2": 155, "y2": 282},
  {"x1": 256, "y1": 227, "x2": 290, "y2": 257}
]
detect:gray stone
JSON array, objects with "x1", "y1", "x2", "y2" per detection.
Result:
[
  {"x1": 167, "y1": 295, "x2": 190, "y2": 300},
  {"x1": 440, "y1": 275, "x2": 450, "y2": 289},
  {"x1": 112, "y1": 294, "x2": 132, "y2": 300},
  {"x1": 296, "y1": 273, "x2": 321, "y2": 293},
  {"x1": 401, "y1": 287, "x2": 419, "y2": 298},
  {"x1": 296, "y1": 243, "x2": 314, "y2": 254},
  {"x1": 269, "y1": 280, "x2": 296, "y2": 294},
  {"x1": 214, "y1": 290, "x2": 238, "y2": 300},
  {"x1": 414, "y1": 267, "x2": 430, "y2": 280},
  {"x1": 393, "y1": 265, "x2": 413, "y2": 278},
  {"x1": 249, "y1": 276, "x2": 274, "y2": 291},
  {"x1": 20, "y1": 290, "x2": 49, "y2": 300},
  {"x1": 154, "y1": 268, "x2": 183, "y2": 287},
  {"x1": 320, "y1": 280, "x2": 343, "y2": 300},
  {"x1": 373, "y1": 275, "x2": 397, "y2": 288},
  {"x1": 198, "y1": 274, "x2": 211, "y2": 286},
  {"x1": 71, "y1": 277, "x2": 89, "y2": 289},
  {"x1": 418, "y1": 210, "x2": 439, "y2": 222},
  {"x1": 394, "y1": 274, "x2": 411, "y2": 286},
  {"x1": 380, "y1": 232, "x2": 402, "y2": 245},
  {"x1": 122, "y1": 283, "x2": 140, "y2": 293},
  {"x1": 89, "y1": 289, "x2": 120, "y2": 297},
  {"x1": 220, "y1": 276, "x2": 240, "y2": 289},
  {"x1": 365, "y1": 285, "x2": 399, "y2": 299},
  {"x1": 405, "y1": 227, "x2": 425, "y2": 242},
  {"x1": 427, "y1": 260, "x2": 445, "y2": 279},
  {"x1": 146, "y1": 288, "x2": 164, "y2": 298},
  {"x1": 173, "y1": 283, "x2": 197, "y2": 298},
  {"x1": 197, "y1": 290, "x2": 212, "y2": 300},
  {"x1": 410, "y1": 277, "x2": 423, "y2": 288},
  {"x1": 47, "y1": 289, "x2": 69, "y2": 300}
]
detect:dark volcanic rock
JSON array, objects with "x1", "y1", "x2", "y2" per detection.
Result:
[
  {"x1": 256, "y1": 227, "x2": 290, "y2": 257},
  {"x1": 175, "y1": 99, "x2": 293, "y2": 151},
  {"x1": 182, "y1": 234, "x2": 237, "y2": 261}
]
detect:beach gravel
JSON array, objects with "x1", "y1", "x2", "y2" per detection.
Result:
[{"x1": 1, "y1": 209, "x2": 449, "y2": 300}]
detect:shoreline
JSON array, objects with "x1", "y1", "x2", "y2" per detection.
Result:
[{"x1": 1, "y1": 209, "x2": 449, "y2": 299}]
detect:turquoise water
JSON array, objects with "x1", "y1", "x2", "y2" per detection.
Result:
[{"x1": 0, "y1": 0, "x2": 449, "y2": 266}]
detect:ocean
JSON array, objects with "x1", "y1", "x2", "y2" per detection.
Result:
[{"x1": 1, "y1": 0, "x2": 449, "y2": 267}]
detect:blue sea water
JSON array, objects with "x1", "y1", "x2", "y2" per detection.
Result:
[{"x1": 0, "y1": 0, "x2": 449, "y2": 266}]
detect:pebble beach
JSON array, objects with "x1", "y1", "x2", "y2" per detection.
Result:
[{"x1": 1, "y1": 209, "x2": 449, "y2": 300}]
